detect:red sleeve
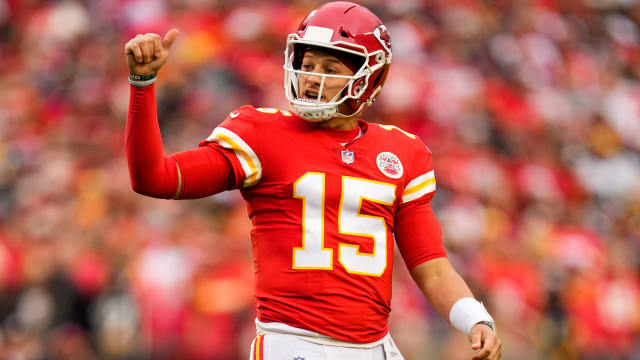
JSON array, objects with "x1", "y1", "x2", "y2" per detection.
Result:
[
  {"x1": 169, "y1": 144, "x2": 237, "y2": 199},
  {"x1": 394, "y1": 196, "x2": 447, "y2": 271},
  {"x1": 125, "y1": 83, "x2": 236, "y2": 199}
]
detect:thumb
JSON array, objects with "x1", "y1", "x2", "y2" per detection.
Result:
[
  {"x1": 162, "y1": 28, "x2": 179, "y2": 49},
  {"x1": 469, "y1": 329, "x2": 482, "y2": 350}
]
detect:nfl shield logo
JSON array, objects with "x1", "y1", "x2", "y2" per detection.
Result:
[{"x1": 341, "y1": 150, "x2": 354, "y2": 164}]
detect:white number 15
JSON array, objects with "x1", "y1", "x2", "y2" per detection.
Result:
[{"x1": 292, "y1": 172, "x2": 396, "y2": 277}]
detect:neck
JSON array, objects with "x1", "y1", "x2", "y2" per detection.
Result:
[{"x1": 317, "y1": 115, "x2": 359, "y2": 130}]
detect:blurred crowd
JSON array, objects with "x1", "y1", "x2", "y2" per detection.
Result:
[{"x1": 1, "y1": 0, "x2": 640, "y2": 359}]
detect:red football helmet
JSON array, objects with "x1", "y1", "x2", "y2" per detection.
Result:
[{"x1": 284, "y1": 1, "x2": 392, "y2": 121}]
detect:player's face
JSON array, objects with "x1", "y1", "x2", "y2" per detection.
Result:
[{"x1": 298, "y1": 50, "x2": 354, "y2": 103}]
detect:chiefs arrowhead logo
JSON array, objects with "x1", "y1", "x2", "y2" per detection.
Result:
[
  {"x1": 376, "y1": 152, "x2": 403, "y2": 179},
  {"x1": 373, "y1": 24, "x2": 392, "y2": 54}
]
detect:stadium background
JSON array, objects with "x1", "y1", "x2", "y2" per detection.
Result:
[{"x1": 1, "y1": 0, "x2": 640, "y2": 359}]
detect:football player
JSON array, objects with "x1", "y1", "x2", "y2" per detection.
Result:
[{"x1": 124, "y1": 2, "x2": 502, "y2": 359}]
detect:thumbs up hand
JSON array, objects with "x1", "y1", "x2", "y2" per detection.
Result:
[{"x1": 125, "y1": 29, "x2": 179, "y2": 76}]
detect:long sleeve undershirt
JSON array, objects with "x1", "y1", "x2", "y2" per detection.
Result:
[{"x1": 125, "y1": 83, "x2": 235, "y2": 199}]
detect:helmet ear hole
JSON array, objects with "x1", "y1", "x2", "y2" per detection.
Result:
[{"x1": 351, "y1": 77, "x2": 366, "y2": 97}]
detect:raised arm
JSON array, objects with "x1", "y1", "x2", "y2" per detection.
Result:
[{"x1": 124, "y1": 30, "x2": 236, "y2": 199}]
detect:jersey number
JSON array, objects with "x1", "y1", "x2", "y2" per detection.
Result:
[{"x1": 293, "y1": 172, "x2": 396, "y2": 277}]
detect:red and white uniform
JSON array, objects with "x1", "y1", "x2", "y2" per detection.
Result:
[
  {"x1": 126, "y1": 0, "x2": 447, "y2": 348},
  {"x1": 126, "y1": 83, "x2": 446, "y2": 344},
  {"x1": 200, "y1": 105, "x2": 445, "y2": 343}
]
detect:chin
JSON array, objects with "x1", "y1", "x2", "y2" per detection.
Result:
[{"x1": 302, "y1": 116, "x2": 331, "y2": 124}]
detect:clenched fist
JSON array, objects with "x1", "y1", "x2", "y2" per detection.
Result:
[
  {"x1": 125, "y1": 29, "x2": 179, "y2": 76},
  {"x1": 469, "y1": 323, "x2": 502, "y2": 359}
]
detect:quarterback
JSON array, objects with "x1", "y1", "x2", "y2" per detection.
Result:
[{"x1": 124, "y1": 2, "x2": 502, "y2": 359}]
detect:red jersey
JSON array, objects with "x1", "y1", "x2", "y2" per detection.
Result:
[{"x1": 199, "y1": 105, "x2": 444, "y2": 343}]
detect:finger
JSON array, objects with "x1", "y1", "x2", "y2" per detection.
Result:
[
  {"x1": 482, "y1": 333, "x2": 497, "y2": 350},
  {"x1": 151, "y1": 34, "x2": 162, "y2": 58},
  {"x1": 143, "y1": 34, "x2": 156, "y2": 59},
  {"x1": 162, "y1": 28, "x2": 179, "y2": 49},
  {"x1": 490, "y1": 339, "x2": 502, "y2": 360},
  {"x1": 126, "y1": 41, "x2": 143, "y2": 63},
  {"x1": 472, "y1": 347, "x2": 491, "y2": 360},
  {"x1": 492, "y1": 342, "x2": 502, "y2": 360},
  {"x1": 474, "y1": 333, "x2": 500, "y2": 360},
  {"x1": 139, "y1": 39, "x2": 152, "y2": 63},
  {"x1": 483, "y1": 338, "x2": 499, "y2": 360},
  {"x1": 469, "y1": 329, "x2": 482, "y2": 350}
]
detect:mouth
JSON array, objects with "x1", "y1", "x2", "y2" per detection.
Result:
[{"x1": 302, "y1": 89, "x2": 324, "y2": 101}]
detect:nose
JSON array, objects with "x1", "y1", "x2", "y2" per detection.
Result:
[
  {"x1": 302, "y1": 63, "x2": 325, "y2": 82},
  {"x1": 305, "y1": 70, "x2": 322, "y2": 86}
]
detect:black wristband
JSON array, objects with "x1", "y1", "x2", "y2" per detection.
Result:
[
  {"x1": 129, "y1": 73, "x2": 157, "y2": 81},
  {"x1": 476, "y1": 320, "x2": 496, "y2": 332}
]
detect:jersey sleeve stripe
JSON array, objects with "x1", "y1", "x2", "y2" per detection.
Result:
[
  {"x1": 172, "y1": 161, "x2": 182, "y2": 200},
  {"x1": 404, "y1": 170, "x2": 435, "y2": 194},
  {"x1": 206, "y1": 127, "x2": 262, "y2": 187},
  {"x1": 404, "y1": 177, "x2": 435, "y2": 196},
  {"x1": 402, "y1": 170, "x2": 436, "y2": 203},
  {"x1": 402, "y1": 182, "x2": 436, "y2": 203}
]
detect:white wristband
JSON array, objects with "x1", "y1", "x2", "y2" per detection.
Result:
[
  {"x1": 449, "y1": 297, "x2": 494, "y2": 335},
  {"x1": 129, "y1": 77, "x2": 157, "y2": 87}
]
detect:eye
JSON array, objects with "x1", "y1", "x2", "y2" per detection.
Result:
[
  {"x1": 301, "y1": 63, "x2": 313, "y2": 71},
  {"x1": 325, "y1": 68, "x2": 337, "y2": 74}
]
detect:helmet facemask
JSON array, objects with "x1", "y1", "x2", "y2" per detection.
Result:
[{"x1": 283, "y1": 35, "x2": 385, "y2": 121}]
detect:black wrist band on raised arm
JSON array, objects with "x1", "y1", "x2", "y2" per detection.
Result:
[
  {"x1": 129, "y1": 73, "x2": 157, "y2": 81},
  {"x1": 129, "y1": 73, "x2": 157, "y2": 87}
]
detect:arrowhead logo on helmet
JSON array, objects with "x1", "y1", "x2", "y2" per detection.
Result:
[{"x1": 373, "y1": 25, "x2": 392, "y2": 55}]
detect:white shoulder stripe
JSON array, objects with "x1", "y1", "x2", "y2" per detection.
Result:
[
  {"x1": 404, "y1": 170, "x2": 434, "y2": 191},
  {"x1": 402, "y1": 183, "x2": 436, "y2": 203},
  {"x1": 206, "y1": 127, "x2": 262, "y2": 187},
  {"x1": 402, "y1": 170, "x2": 436, "y2": 203}
]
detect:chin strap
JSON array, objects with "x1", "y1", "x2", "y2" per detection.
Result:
[
  {"x1": 293, "y1": 84, "x2": 382, "y2": 122},
  {"x1": 293, "y1": 103, "x2": 338, "y2": 121}
]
